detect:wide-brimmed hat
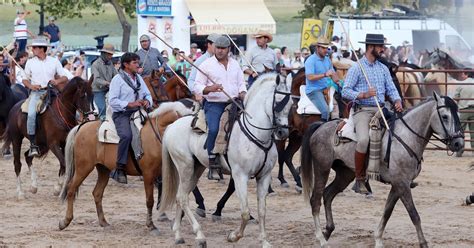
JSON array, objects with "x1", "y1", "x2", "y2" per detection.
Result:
[
  {"x1": 214, "y1": 36, "x2": 230, "y2": 48},
  {"x1": 100, "y1": 44, "x2": 115, "y2": 54},
  {"x1": 316, "y1": 37, "x2": 331, "y2": 48},
  {"x1": 359, "y1": 34, "x2": 391, "y2": 45},
  {"x1": 190, "y1": 43, "x2": 198, "y2": 48},
  {"x1": 253, "y1": 30, "x2": 273, "y2": 43},
  {"x1": 28, "y1": 37, "x2": 51, "y2": 47}
]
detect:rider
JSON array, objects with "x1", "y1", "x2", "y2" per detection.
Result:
[
  {"x1": 23, "y1": 37, "x2": 68, "y2": 157},
  {"x1": 193, "y1": 36, "x2": 247, "y2": 180},
  {"x1": 136, "y1": 34, "x2": 166, "y2": 77},
  {"x1": 108, "y1": 52, "x2": 152, "y2": 184},
  {"x1": 304, "y1": 37, "x2": 340, "y2": 122},
  {"x1": 242, "y1": 30, "x2": 278, "y2": 87},
  {"x1": 342, "y1": 34, "x2": 403, "y2": 194},
  {"x1": 91, "y1": 43, "x2": 117, "y2": 120},
  {"x1": 188, "y1": 33, "x2": 221, "y2": 93}
]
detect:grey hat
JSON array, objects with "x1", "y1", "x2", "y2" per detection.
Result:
[
  {"x1": 190, "y1": 43, "x2": 198, "y2": 48},
  {"x1": 206, "y1": 33, "x2": 221, "y2": 43},
  {"x1": 214, "y1": 36, "x2": 230, "y2": 48},
  {"x1": 140, "y1": 34, "x2": 150, "y2": 42}
]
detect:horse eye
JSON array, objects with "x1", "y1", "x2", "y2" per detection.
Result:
[{"x1": 442, "y1": 115, "x2": 449, "y2": 121}]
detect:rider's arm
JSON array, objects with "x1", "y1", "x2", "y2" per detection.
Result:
[
  {"x1": 305, "y1": 56, "x2": 326, "y2": 81},
  {"x1": 341, "y1": 65, "x2": 363, "y2": 101}
]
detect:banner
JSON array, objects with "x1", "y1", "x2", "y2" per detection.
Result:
[
  {"x1": 300, "y1": 18, "x2": 323, "y2": 49},
  {"x1": 137, "y1": 0, "x2": 172, "y2": 16}
]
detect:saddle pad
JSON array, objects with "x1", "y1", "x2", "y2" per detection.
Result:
[
  {"x1": 190, "y1": 105, "x2": 232, "y2": 154},
  {"x1": 21, "y1": 96, "x2": 47, "y2": 114},
  {"x1": 339, "y1": 108, "x2": 357, "y2": 141},
  {"x1": 297, "y1": 85, "x2": 335, "y2": 115},
  {"x1": 98, "y1": 107, "x2": 146, "y2": 144},
  {"x1": 192, "y1": 109, "x2": 207, "y2": 133}
]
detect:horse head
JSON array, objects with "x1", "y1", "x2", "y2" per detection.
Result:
[
  {"x1": 290, "y1": 67, "x2": 305, "y2": 96},
  {"x1": 272, "y1": 73, "x2": 292, "y2": 139},
  {"x1": 65, "y1": 77, "x2": 92, "y2": 116},
  {"x1": 164, "y1": 71, "x2": 192, "y2": 101},
  {"x1": 431, "y1": 92, "x2": 464, "y2": 152}
]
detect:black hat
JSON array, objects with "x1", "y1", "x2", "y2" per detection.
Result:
[{"x1": 358, "y1": 34, "x2": 391, "y2": 45}]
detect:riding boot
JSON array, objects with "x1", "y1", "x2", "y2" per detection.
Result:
[
  {"x1": 112, "y1": 163, "x2": 128, "y2": 184},
  {"x1": 352, "y1": 151, "x2": 371, "y2": 195},
  {"x1": 28, "y1": 135, "x2": 40, "y2": 157},
  {"x1": 207, "y1": 156, "x2": 221, "y2": 181},
  {"x1": 466, "y1": 194, "x2": 474, "y2": 206}
]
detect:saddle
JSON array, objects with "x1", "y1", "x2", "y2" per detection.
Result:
[
  {"x1": 21, "y1": 88, "x2": 56, "y2": 114},
  {"x1": 191, "y1": 101, "x2": 242, "y2": 154},
  {"x1": 296, "y1": 85, "x2": 335, "y2": 115},
  {"x1": 98, "y1": 106, "x2": 147, "y2": 145}
]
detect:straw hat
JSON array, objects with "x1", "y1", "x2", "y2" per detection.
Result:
[
  {"x1": 253, "y1": 30, "x2": 273, "y2": 43},
  {"x1": 316, "y1": 37, "x2": 331, "y2": 48},
  {"x1": 100, "y1": 44, "x2": 115, "y2": 54},
  {"x1": 28, "y1": 37, "x2": 51, "y2": 47}
]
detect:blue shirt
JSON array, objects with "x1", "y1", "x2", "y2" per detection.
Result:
[
  {"x1": 342, "y1": 56, "x2": 401, "y2": 106},
  {"x1": 304, "y1": 53, "x2": 333, "y2": 93},
  {"x1": 44, "y1": 24, "x2": 60, "y2": 42},
  {"x1": 188, "y1": 52, "x2": 211, "y2": 91},
  {"x1": 109, "y1": 71, "x2": 153, "y2": 113}
]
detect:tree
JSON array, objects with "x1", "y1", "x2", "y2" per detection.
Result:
[
  {"x1": 30, "y1": 0, "x2": 135, "y2": 52},
  {"x1": 299, "y1": 0, "x2": 383, "y2": 19}
]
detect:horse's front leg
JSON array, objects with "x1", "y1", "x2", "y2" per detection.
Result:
[
  {"x1": 256, "y1": 173, "x2": 272, "y2": 247},
  {"x1": 227, "y1": 174, "x2": 250, "y2": 243},
  {"x1": 50, "y1": 144, "x2": 66, "y2": 196}
]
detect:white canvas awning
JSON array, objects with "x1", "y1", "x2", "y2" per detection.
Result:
[{"x1": 185, "y1": 0, "x2": 276, "y2": 35}]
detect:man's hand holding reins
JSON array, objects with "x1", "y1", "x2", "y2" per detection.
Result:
[
  {"x1": 394, "y1": 100, "x2": 403, "y2": 112},
  {"x1": 203, "y1": 84, "x2": 224, "y2": 94}
]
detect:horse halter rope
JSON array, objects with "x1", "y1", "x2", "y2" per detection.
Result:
[{"x1": 51, "y1": 83, "x2": 92, "y2": 130}]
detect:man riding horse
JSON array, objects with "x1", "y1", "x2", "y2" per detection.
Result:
[
  {"x1": 23, "y1": 37, "x2": 68, "y2": 157},
  {"x1": 242, "y1": 30, "x2": 278, "y2": 87},
  {"x1": 137, "y1": 34, "x2": 167, "y2": 77},
  {"x1": 342, "y1": 34, "x2": 403, "y2": 195},
  {"x1": 193, "y1": 36, "x2": 247, "y2": 180},
  {"x1": 108, "y1": 52, "x2": 152, "y2": 184}
]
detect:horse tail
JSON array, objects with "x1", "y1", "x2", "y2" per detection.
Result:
[
  {"x1": 157, "y1": 140, "x2": 179, "y2": 214},
  {"x1": 301, "y1": 122, "x2": 323, "y2": 202},
  {"x1": 0, "y1": 121, "x2": 12, "y2": 152},
  {"x1": 60, "y1": 125, "x2": 80, "y2": 202}
]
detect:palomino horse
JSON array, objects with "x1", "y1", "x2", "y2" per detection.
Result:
[
  {"x1": 143, "y1": 70, "x2": 192, "y2": 107},
  {"x1": 58, "y1": 102, "x2": 192, "y2": 233},
  {"x1": 300, "y1": 93, "x2": 464, "y2": 247},
  {"x1": 393, "y1": 61, "x2": 425, "y2": 107},
  {"x1": 158, "y1": 73, "x2": 292, "y2": 247},
  {"x1": 1, "y1": 77, "x2": 92, "y2": 199}
]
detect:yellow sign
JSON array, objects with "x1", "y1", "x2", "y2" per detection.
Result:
[{"x1": 300, "y1": 18, "x2": 323, "y2": 49}]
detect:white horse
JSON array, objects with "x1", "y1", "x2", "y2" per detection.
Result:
[{"x1": 158, "y1": 73, "x2": 292, "y2": 247}]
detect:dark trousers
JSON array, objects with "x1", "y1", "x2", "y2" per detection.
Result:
[
  {"x1": 112, "y1": 110, "x2": 134, "y2": 165},
  {"x1": 204, "y1": 101, "x2": 227, "y2": 156},
  {"x1": 16, "y1": 39, "x2": 27, "y2": 53},
  {"x1": 247, "y1": 74, "x2": 257, "y2": 88}
]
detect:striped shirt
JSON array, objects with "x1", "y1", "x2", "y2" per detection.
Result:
[
  {"x1": 342, "y1": 56, "x2": 401, "y2": 106},
  {"x1": 13, "y1": 17, "x2": 28, "y2": 39}
]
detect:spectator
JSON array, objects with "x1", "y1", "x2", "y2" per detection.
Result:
[
  {"x1": 281, "y1": 46, "x2": 292, "y2": 68},
  {"x1": 13, "y1": 10, "x2": 35, "y2": 53},
  {"x1": 61, "y1": 59, "x2": 74, "y2": 80},
  {"x1": 301, "y1": 47, "x2": 310, "y2": 59},
  {"x1": 190, "y1": 43, "x2": 200, "y2": 61},
  {"x1": 136, "y1": 34, "x2": 166, "y2": 77},
  {"x1": 91, "y1": 44, "x2": 118, "y2": 120},
  {"x1": 168, "y1": 48, "x2": 180, "y2": 68},
  {"x1": 274, "y1": 48, "x2": 284, "y2": 66},
  {"x1": 291, "y1": 49, "x2": 304, "y2": 72},
  {"x1": 454, "y1": 70, "x2": 474, "y2": 157},
  {"x1": 43, "y1": 16, "x2": 61, "y2": 55},
  {"x1": 174, "y1": 51, "x2": 192, "y2": 79}
]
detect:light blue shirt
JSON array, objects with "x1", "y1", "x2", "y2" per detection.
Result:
[
  {"x1": 342, "y1": 56, "x2": 401, "y2": 106},
  {"x1": 109, "y1": 71, "x2": 153, "y2": 113},
  {"x1": 304, "y1": 53, "x2": 333, "y2": 93},
  {"x1": 188, "y1": 52, "x2": 211, "y2": 91}
]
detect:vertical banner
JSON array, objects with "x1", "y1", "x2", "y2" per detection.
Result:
[{"x1": 300, "y1": 18, "x2": 322, "y2": 49}]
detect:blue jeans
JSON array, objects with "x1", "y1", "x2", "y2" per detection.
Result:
[
  {"x1": 306, "y1": 89, "x2": 329, "y2": 121},
  {"x1": 204, "y1": 101, "x2": 227, "y2": 156},
  {"x1": 94, "y1": 91, "x2": 107, "y2": 120},
  {"x1": 16, "y1": 39, "x2": 27, "y2": 53},
  {"x1": 27, "y1": 90, "x2": 47, "y2": 135}
]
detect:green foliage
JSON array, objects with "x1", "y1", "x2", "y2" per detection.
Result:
[{"x1": 29, "y1": 0, "x2": 135, "y2": 19}]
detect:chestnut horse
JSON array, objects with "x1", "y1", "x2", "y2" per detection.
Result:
[
  {"x1": 1, "y1": 77, "x2": 92, "y2": 199},
  {"x1": 143, "y1": 70, "x2": 192, "y2": 107},
  {"x1": 59, "y1": 102, "x2": 193, "y2": 233}
]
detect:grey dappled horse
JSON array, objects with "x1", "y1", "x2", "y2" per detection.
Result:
[
  {"x1": 300, "y1": 92, "x2": 464, "y2": 247},
  {"x1": 158, "y1": 73, "x2": 292, "y2": 247}
]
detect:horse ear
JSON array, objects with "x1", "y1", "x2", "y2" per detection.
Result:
[
  {"x1": 151, "y1": 69, "x2": 156, "y2": 79},
  {"x1": 433, "y1": 91, "x2": 440, "y2": 101}
]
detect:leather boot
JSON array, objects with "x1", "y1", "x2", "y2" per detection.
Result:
[
  {"x1": 112, "y1": 163, "x2": 127, "y2": 184},
  {"x1": 28, "y1": 135, "x2": 40, "y2": 157},
  {"x1": 352, "y1": 151, "x2": 371, "y2": 195},
  {"x1": 207, "y1": 156, "x2": 221, "y2": 181}
]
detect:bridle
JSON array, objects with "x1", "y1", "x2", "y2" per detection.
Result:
[{"x1": 51, "y1": 82, "x2": 93, "y2": 130}]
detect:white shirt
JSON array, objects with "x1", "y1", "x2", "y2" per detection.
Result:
[
  {"x1": 63, "y1": 67, "x2": 74, "y2": 80},
  {"x1": 24, "y1": 56, "x2": 66, "y2": 87},
  {"x1": 15, "y1": 66, "x2": 25, "y2": 86}
]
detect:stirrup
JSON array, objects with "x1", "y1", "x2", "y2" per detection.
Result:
[
  {"x1": 207, "y1": 168, "x2": 221, "y2": 181},
  {"x1": 28, "y1": 145, "x2": 40, "y2": 157},
  {"x1": 111, "y1": 168, "x2": 128, "y2": 184}
]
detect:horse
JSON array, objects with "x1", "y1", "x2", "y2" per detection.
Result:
[
  {"x1": 393, "y1": 61, "x2": 426, "y2": 107},
  {"x1": 158, "y1": 73, "x2": 292, "y2": 247},
  {"x1": 300, "y1": 92, "x2": 464, "y2": 247},
  {"x1": 58, "y1": 101, "x2": 193, "y2": 233},
  {"x1": 0, "y1": 77, "x2": 92, "y2": 200},
  {"x1": 143, "y1": 70, "x2": 192, "y2": 107}
]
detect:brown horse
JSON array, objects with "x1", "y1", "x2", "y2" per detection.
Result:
[
  {"x1": 143, "y1": 70, "x2": 192, "y2": 107},
  {"x1": 0, "y1": 77, "x2": 92, "y2": 200},
  {"x1": 58, "y1": 102, "x2": 192, "y2": 233}
]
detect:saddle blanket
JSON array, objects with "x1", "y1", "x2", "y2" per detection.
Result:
[
  {"x1": 98, "y1": 107, "x2": 147, "y2": 144},
  {"x1": 21, "y1": 95, "x2": 48, "y2": 114},
  {"x1": 297, "y1": 85, "x2": 335, "y2": 115}
]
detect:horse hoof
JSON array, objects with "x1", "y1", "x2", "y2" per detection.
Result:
[
  {"x1": 211, "y1": 214, "x2": 222, "y2": 222},
  {"x1": 17, "y1": 193, "x2": 25, "y2": 201},
  {"x1": 157, "y1": 213, "x2": 169, "y2": 222},
  {"x1": 150, "y1": 228, "x2": 160, "y2": 236},
  {"x1": 59, "y1": 220, "x2": 69, "y2": 230},
  {"x1": 262, "y1": 240, "x2": 272, "y2": 248},
  {"x1": 267, "y1": 191, "x2": 277, "y2": 197},
  {"x1": 195, "y1": 208, "x2": 206, "y2": 218},
  {"x1": 227, "y1": 231, "x2": 240, "y2": 242},
  {"x1": 295, "y1": 185, "x2": 302, "y2": 194},
  {"x1": 196, "y1": 239, "x2": 207, "y2": 248},
  {"x1": 30, "y1": 187, "x2": 38, "y2": 194},
  {"x1": 249, "y1": 218, "x2": 258, "y2": 224},
  {"x1": 99, "y1": 221, "x2": 110, "y2": 227},
  {"x1": 175, "y1": 238, "x2": 185, "y2": 244},
  {"x1": 280, "y1": 182, "x2": 289, "y2": 188}
]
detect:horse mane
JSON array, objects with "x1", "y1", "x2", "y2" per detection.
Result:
[
  {"x1": 63, "y1": 76, "x2": 86, "y2": 92},
  {"x1": 244, "y1": 73, "x2": 278, "y2": 105},
  {"x1": 148, "y1": 101, "x2": 192, "y2": 119}
]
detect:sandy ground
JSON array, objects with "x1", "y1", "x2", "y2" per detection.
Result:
[{"x1": 0, "y1": 143, "x2": 473, "y2": 247}]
